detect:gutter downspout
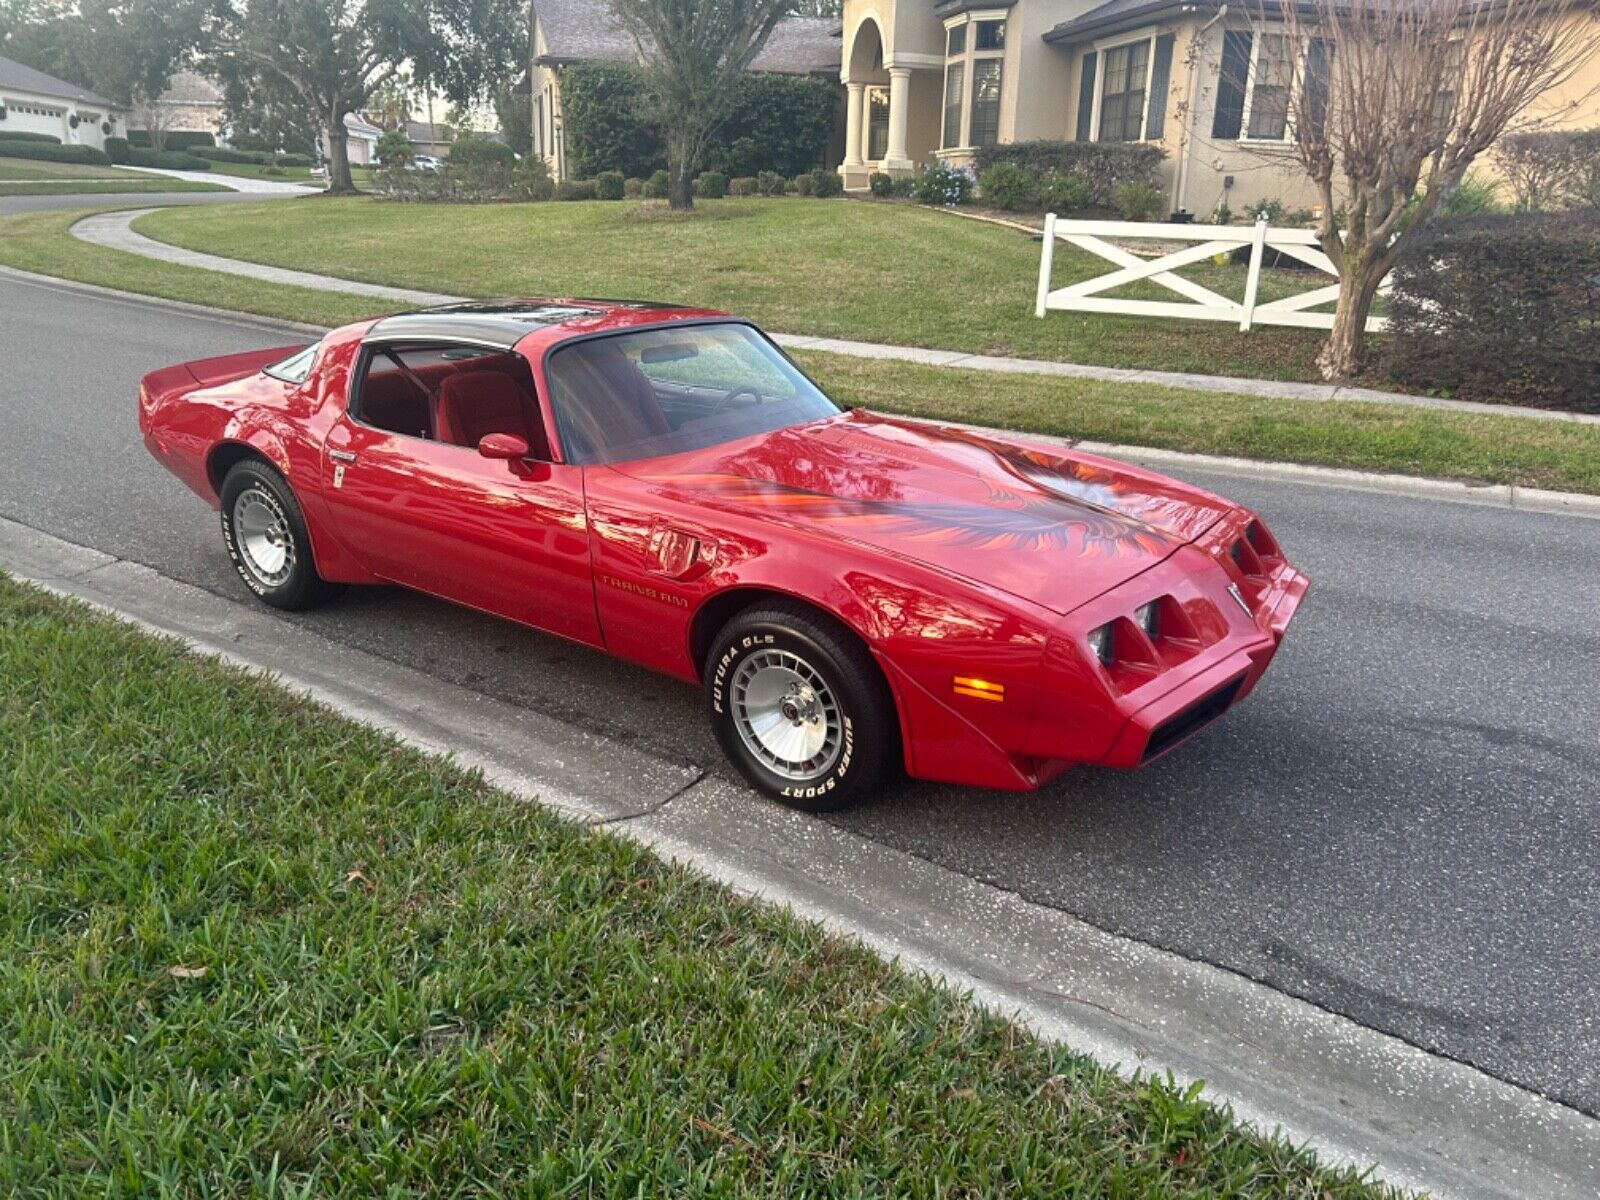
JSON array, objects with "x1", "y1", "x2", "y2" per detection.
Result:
[{"x1": 1173, "y1": 3, "x2": 1228, "y2": 216}]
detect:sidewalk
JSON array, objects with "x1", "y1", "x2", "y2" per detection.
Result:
[
  {"x1": 72, "y1": 207, "x2": 1600, "y2": 428},
  {"x1": 129, "y1": 168, "x2": 319, "y2": 196}
]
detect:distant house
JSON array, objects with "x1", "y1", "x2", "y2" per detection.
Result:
[
  {"x1": 322, "y1": 111, "x2": 381, "y2": 166},
  {"x1": 528, "y1": 0, "x2": 843, "y2": 179},
  {"x1": 0, "y1": 54, "x2": 124, "y2": 150},
  {"x1": 137, "y1": 71, "x2": 226, "y2": 145},
  {"x1": 404, "y1": 120, "x2": 454, "y2": 159}
]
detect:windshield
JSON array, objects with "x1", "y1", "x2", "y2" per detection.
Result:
[{"x1": 545, "y1": 323, "x2": 840, "y2": 465}]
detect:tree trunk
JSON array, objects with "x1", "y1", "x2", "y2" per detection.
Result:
[
  {"x1": 666, "y1": 131, "x2": 695, "y2": 211},
  {"x1": 1317, "y1": 266, "x2": 1385, "y2": 380},
  {"x1": 324, "y1": 116, "x2": 356, "y2": 194}
]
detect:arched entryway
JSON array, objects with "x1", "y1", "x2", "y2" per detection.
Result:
[{"x1": 841, "y1": 15, "x2": 917, "y2": 188}]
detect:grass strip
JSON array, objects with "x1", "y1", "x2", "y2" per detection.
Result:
[
  {"x1": 0, "y1": 179, "x2": 229, "y2": 195},
  {"x1": 0, "y1": 574, "x2": 1402, "y2": 1197},
  {"x1": 799, "y1": 353, "x2": 1600, "y2": 496},
  {"x1": 5, "y1": 205, "x2": 1596, "y2": 495}
]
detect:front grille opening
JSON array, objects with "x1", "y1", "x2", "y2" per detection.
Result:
[{"x1": 1142, "y1": 675, "x2": 1245, "y2": 762}]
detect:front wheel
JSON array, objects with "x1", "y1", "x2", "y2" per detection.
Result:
[
  {"x1": 220, "y1": 459, "x2": 340, "y2": 610},
  {"x1": 706, "y1": 602, "x2": 897, "y2": 811}
]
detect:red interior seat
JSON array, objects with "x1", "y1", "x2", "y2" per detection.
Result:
[
  {"x1": 435, "y1": 371, "x2": 547, "y2": 457},
  {"x1": 555, "y1": 343, "x2": 670, "y2": 459}
]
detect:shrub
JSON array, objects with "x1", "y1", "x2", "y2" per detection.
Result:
[
  {"x1": 1039, "y1": 172, "x2": 1092, "y2": 214},
  {"x1": 0, "y1": 141, "x2": 111, "y2": 166},
  {"x1": 913, "y1": 161, "x2": 973, "y2": 206},
  {"x1": 975, "y1": 140, "x2": 1162, "y2": 207},
  {"x1": 624, "y1": 176, "x2": 644, "y2": 198},
  {"x1": 375, "y1": 158, "x2": 553, "y2": 203},
  {"x1": 1440, "y1": 173, "x2": 1505, "y2": 218},
  {"x1": 792, "y1": 171, "x2": 814, "y2": 196},
  {"x1": 1496, "y1": 128, "x2": 1600, "y2": 212},
  {"x1": 729, "y1": 175, "x2": 758, "y2": 197},
  {"x1": 128, "y1": 130, "x2": 214, "y2": 150},
  {"x1": 448, "y1": 136, "x2": 515, "y2": 167},
  {"x1": 128, "y1": 147, "x2": 209, "y2": 170},
  {"x1": 1113, "y1": 181, "x2": 1165, "y2": 221},
  {"x1": 809, "y1": 167, "x2": 842, "y2": 198},
  {"x1": 194, "y1": 145, "x2": 269, "y2": 164},
  {"x1": 1382, "y1": 211, "x2": 1600, "y2": 413},
  {"x1": 556, "y1": 178, "x2": 598, "y2": 201},
  {"x1": 595, "y1": 170, "x2": 626, "y2": 200},
  {"x1": 102, "y1": 136, "x2": 130, "y2": 164},
  {"x1": 259, "y1": 164, "x2": 286, "y2": 176},
  {"x1": 0, "y1": 130, "x2": 63, "y2": 144},
  {"x1": 644, "y1": 168, "x2": 669, "y2": 198},
  {"x1": 868, "y1": 171, "x2": 894, "y2": 198},
  {"x1": 756, "y1": 170, "x2": 785, "y2": 197},
  {"x1": 277, "y1": 153, "x2": 313, "y2": 169},
  {"x1": 978, "y1": 161, "x2": 1038, "y2": 211},
  {"x1": 695, "y1": 170, "x2": 727, "y2": 199},
  {"x1": 375, "y1": 130, "x2": 413, "y2": 166},
  {"x1": 558, "y1": 62, "x2": 664, "y2": 179}
]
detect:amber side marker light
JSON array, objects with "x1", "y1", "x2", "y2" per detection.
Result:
[{"x1": 953, "y1": 676, "x2": 1005, "y2": 702}]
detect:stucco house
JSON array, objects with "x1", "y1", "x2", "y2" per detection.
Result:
[
  {"x1": 529, "y1": 0, "x2": 843, "y2": 179},
  {"x1": 838, "y1": 0, "x2": 1600, "y2": 214},
  {"x1": 321, "y1": 111, "x2": 381, "y2": 167},
  {"x1": 0, "y1": 54, "x2": 124, "y2": 150},
  {"x1": 136, "y1": 71, "x2": 226, "y2": 145}
]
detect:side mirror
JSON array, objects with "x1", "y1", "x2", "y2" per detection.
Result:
[{"x1": 478, "y1": 432, "x2": 530, "y2": 461}]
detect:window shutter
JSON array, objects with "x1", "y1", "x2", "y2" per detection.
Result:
[
  {"x1": 1144, "y1": 34, "x2": 1175, "y2": 141},
  {"x1": 1304, "y1": 38, "x2": 1332, "y2": 137},
  {"x1": 1211, "y1": 30, "x2": 1252, "y2": 140},
  {"x1": 1075, "y1": 51, "x2": 1098, "y2": 142}
]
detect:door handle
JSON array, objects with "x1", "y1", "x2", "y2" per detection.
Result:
[{"x1": 329, "y1": 449, "x2": 357, "y2": 463}]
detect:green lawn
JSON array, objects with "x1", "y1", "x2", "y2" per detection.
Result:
[
  {"x1": 0, "y1": 156, "x2": 227, "y2": 194},
  {"x1": 198, "y1": 160, "x2": 375, "y2": 188},
  {"x1": 3, "y1": 204, "x2": 1595, "y2": 495},
  {"x1": 136, "y1": 195, "x2": 1334, "y2": 381},
  {"x1": 0, "y1": 575, "x2": 1400, "y2": 1198}
]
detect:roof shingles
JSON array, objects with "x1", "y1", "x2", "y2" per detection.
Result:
[{"x1": 0, "y1": 53, "x2": 115, "y2": 109}]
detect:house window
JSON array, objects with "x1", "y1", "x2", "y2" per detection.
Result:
[
  {"x1": 971, "y1": 60, "x2": 1002, "y2": 147},
  {"x1": 1432, "y1": 40, "x2": 1463, "y2": 132},
  {"x1": 867, "y1": 87, "x2": 889, "y2": 160},
  {"x1": 1097, "y1": 40, "x2": 1149, "y2": 143},
  {"x1": 946, "y1": 24, "x2": 966, "y2": 56},
  {"x1": 1246, "y1": 34, "x2": 1291, "y2": 140},
  {"x1": 975, "y1": 20, "x2": 1005, "y2": 51},
  {"x1": 943, "y1": 62, "x2": 965, "y2": 149}
]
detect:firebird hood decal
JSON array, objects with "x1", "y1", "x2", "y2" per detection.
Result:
[{"x1": 622, "y1": 411, "x2": 1234, "y2": 613}]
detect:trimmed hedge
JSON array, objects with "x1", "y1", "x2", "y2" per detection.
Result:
[
  {"x1": 695, "y1": 170, "x2": 728, "y2": 199},
  {"x1": 103, "y1": 136, "x2": 129, "y2": 163},
  {"x1": 559, "y1": 62, "x2": 837, "y2": 181},
  {"x1": 974, "y1": 140, "x2": 1163, "y2": 207},
  {"x1": 0, "y1": 141, "x2": 111, "y2": 166},
  {"x1": 0, "y1": 131, "x2": 63, "y2": 145},
  {"x1": 448, "y1": 137, "x2": 515, "y2": 166},
  {"x1": 128, "y1": 130, "x2": 215, "y2": 150},
  {"x1": 556, "y1": 178, "x2": 598, "y2": 201},
  {"x1": 1383, "y1": 212, "x2": 1600, "y2": 413},
  {"x1": 595, "y1": 170, "x2": 626, "y2": 200},
  {"x1": 195, "y1": 146, "x2": 272, "y2": 164},
  {"x1": 128, "y1": 146, "x2": 209, "y2": 170}
]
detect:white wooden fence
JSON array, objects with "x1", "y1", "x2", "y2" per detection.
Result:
[{"x1": 1034, "y1": 213, "x2": 1388, "y2": 333}]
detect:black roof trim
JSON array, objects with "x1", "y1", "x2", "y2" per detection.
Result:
[
  {"x1": 933, "y1": 0, "x2": 1018, "y2": 18},
  {"x1": 364, "y1": 299, "x2": 689, "y2": 349}
]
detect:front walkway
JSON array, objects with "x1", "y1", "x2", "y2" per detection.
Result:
[{"x1": 70, "y1": 207, "x2": 1599, "y2": 427}]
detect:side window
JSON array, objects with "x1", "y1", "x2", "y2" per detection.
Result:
[{"x1": 349, "y1": 344, "x2": 545, "y2": 456}]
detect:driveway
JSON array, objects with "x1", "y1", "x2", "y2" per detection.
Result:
[{"x1": 3, "y1": 270, "x2": 1597, "y2": 1118}]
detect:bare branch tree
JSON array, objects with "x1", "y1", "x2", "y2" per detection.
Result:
[{"x1": 1259, "y1": 0, "x2": 1600, "y2": 379}]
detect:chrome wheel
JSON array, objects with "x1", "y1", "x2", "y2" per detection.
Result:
[
  {"x1": 729, "y1": 648, "x2": 843, "y2": 782},
  {"x1": 232, "y1": 486, "x2": 295, "y2": 588}
]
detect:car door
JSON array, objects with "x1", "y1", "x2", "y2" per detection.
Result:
[{"x1": 319, "y1": 341, "x2": 602, "y2": 648}]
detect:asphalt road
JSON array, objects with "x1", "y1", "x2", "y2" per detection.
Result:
[{"x1": 4, "y1": 271, "x2": 1597, "y2": 1117}]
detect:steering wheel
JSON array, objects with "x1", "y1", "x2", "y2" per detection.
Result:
[{"x1": 713, "y1": 385, "x2": 763, "y2": 413}]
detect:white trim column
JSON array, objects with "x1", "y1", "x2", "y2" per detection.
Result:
[
  {"x1": 884, "y1": 66, "x2": 913, "y2": 171},
  {"x1": 843, "y1": 81, "x2": 866, "y2": 168}
]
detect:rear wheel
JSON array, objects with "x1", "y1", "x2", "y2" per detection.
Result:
[
  {"x1": 219, "y1": 459, "x2": 340, "y2": 610},
  {"x1": 706, "y1": 602, "x2": 897, "y2": 811}
]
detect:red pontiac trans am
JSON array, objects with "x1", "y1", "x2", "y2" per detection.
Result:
[{"x1": 140, "y1": 300, "x2": 1307, "y2": 810}]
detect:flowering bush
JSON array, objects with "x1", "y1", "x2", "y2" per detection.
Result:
[{"x1": 913, "y1": 161, "x2": 973, "y2": 207}]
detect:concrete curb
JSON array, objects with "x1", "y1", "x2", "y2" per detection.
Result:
[
  {"x1": 7, "y1": 262, "x2": 1599, "y2": 522},
  {"x1": 85, "y1": 204, "x2": 1600, "y2": 428},
  {"x1": 5, "y1": 511, "x2": 1598, "y2": 1200}
]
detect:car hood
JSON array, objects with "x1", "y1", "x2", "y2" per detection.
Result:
[{"x1": 614, "y1": 411, "x2": 1236, "y2": 615}]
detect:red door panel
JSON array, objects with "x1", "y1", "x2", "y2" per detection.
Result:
[{"x1": 320, "y1": 414, "x2": 601, "y2": 647}]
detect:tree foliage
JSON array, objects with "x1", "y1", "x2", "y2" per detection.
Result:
[
  {"x1": 0, "y1": 0, "x2": 206, "y2": 114},
  {"x1": 603, "y1": 0, "x2": 798, "y2": 209}
]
